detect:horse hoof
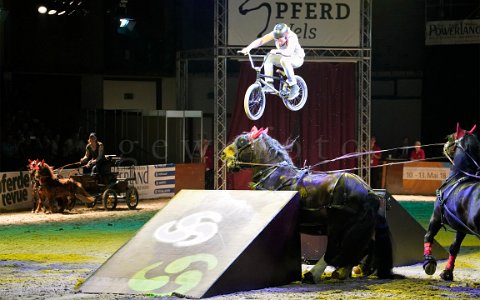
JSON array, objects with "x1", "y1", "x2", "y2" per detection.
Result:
[
  {"x1": 423, "y1": 256, "x2": 437, "y2": 275},
  {"x1": 302, "y1": 271, "x2": 315, "y2": 284},
  {"x1": 440, "y1": 269, "x2": 453, "y2": 281},
  {"x1": 332, "y1": 268, "x2": 349, "y2": 280},
  {"x1": 352, "y1": 265, "x2": 363, "y2": 277}
]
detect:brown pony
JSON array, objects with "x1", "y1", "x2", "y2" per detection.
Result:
[
  {"x1": 34, "y1": 160, "x2": 95, "y2": 213},
  {"x1": 28, "y1": 159, "x2": 46, "y2": 213}
]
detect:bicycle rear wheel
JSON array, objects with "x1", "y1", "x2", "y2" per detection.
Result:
[
  {"x1": 282, "y1": 75, "x2": 308, "y2": 111},
  {"x1": 244, "y1": 83, "x2": 266, "y2": 120}
]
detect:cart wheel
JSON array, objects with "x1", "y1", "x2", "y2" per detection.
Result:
[
  {"x1": 125, "y1": 186, "x2": 139, "y2": 210},
  {"x1": 102, "y1": 189, "x2": 118, "y2": 210}
]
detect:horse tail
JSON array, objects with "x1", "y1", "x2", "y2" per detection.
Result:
[
  {"x1": 366, "y1": 191, "x2": 394, "y2": 278},
  {"x1": 358, "y1": 192, "x2": 394, "y2": 278},
  {"x1": 373, "y1": 212, "x2": 394, "y2": 278}
]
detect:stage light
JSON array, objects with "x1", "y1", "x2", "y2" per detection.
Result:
[
  {"x1": 38, "y1": 6, "x2": 47, "y2": 14},
  {"x1": 58, "y1": 10, "x2": 66, "y2": 15},
  {"x1": 48, "y1": 9, "x2": 57, "y2": 15},
  {"x1": 119, "y1": 17, "x2": 133, "y2": 28}
]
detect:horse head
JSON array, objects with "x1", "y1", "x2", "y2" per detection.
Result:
[
  {"x1": 35, "y1": 160, "x2": 56, "y2": 182},
  {"x1": 444, "y1": 123, "x2": 480, "y2": 174},
  {"x1": 222, "y1": 126, "x2": 293, "y2": 171}
]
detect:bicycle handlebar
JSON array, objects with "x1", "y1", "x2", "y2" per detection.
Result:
[{"x1": 238, "y1": 51, "x2": 270, "y2": 70}]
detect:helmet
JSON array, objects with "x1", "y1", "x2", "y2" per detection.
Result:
[{"x1": 273, "y1": 23, "x2": 289, "y2": 39}]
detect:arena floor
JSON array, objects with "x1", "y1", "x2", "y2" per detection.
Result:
[{"x1": 1, "y1": 197, "x2": 480, "y2": 299}]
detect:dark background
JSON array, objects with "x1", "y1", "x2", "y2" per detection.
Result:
[{"x1": 0, "y1": 0, "x2": 479, "y2": 170}]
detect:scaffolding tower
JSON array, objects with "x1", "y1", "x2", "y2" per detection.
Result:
[{"x1": 178, "y1": 0, "x2": 373, "y2": 189}]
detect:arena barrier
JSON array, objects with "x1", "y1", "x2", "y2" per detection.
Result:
[{"x1": 0, "y1": 163, "x2": 205, "y2": 213}]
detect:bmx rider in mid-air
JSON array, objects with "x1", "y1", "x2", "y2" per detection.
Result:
[{"x1": 240, "y1": 23, "x2": 305, "y2": 100}]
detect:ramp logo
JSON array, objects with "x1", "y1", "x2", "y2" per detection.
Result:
[
  {"x1": 128, "y1": 254, "x2": 218, "y2": 296},
  {"x1": 128, "y1": 211, "x2": 222, "y2": 295},
  {"x1": 153, "y1": 211, "x2": 223, "y2": 247},
  {"x1": 228, "y1": 0, "x2": 361, "y2": 47}
]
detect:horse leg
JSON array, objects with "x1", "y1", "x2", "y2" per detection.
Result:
[
  {"x1": 353, "y1": 239, "x2": 375, "y2": 277},
  {"x1": 423, "y1": 210, "x2": 443, "y2": 275},
  {"x1": 323, "y1": 212, "x2": 377, "y2": 280},
  {"x1": 439, "y1": 231, "x2": 466, "y2": 281},
  {"x1": 302, "y1": 256, "x2": 328, "y2": 284}
]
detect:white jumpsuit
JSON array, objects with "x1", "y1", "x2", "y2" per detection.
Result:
[{"x1": 265, "y1": 29, "x2": 305, "y2": 86}]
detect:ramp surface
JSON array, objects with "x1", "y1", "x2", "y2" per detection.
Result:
[{"x1": 80, "y1": 189, "x2": 301, "y2": 298}]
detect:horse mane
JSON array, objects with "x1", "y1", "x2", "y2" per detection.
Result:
[
  {"x1": 37, "y1": 162, "x2": 57, "y2": 180},
  {"x1": 260, "y1": 133, "x2": 294, "y2": 165},
  {"x1": 453, "y1": 132, "x2": 480, "y2": 173}
]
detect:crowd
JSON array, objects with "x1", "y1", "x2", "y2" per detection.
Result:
[{"x1": 0, "y1": 110, "x2": 87, "y2": 172}]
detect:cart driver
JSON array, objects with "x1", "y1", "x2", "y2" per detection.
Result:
[
  {"x1": 80, "y1": 132, "x2": 106, "y2": 177},
  {"x1": 240, "y1": 23, "x2": 305, "y2": 100}
]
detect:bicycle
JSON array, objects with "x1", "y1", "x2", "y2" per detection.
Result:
[{"x1": 240, "y1": 51, "x2": 308, "y2": 120}]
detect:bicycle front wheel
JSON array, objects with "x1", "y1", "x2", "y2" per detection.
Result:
[
  {"x1": 282, "y1": 75, "x2": 308, "y2": 111},
  {"x1": 244, "y1": 83, "x2": 266, "y2": 120}
]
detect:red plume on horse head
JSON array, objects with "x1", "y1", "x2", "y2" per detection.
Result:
[
  {"x1": 455, "y1": 122, "x2": 477, "y2": 140},
  {"x1": 248, "y1": 126, "x2": 269, "y2": 141}
]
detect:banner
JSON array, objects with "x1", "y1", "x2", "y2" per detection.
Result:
[
  {"x1": 0, "y1": 171, "x2": 32, "y2": 212},
  {"x1": 0, "y1": 164, "x2": 177, "y2": 213},
  {"x1": 228, "y1": 0, "x2": 360, "y2": 47},
  {"x1": 426, "y1": 19, "x2": 480, "y2": 45}
]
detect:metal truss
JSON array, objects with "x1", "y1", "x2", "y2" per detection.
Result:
[
  {"x1": 175, "y1": 0, "x2": 372, "y2": 188},
  {"x1": 214, "y1": 0, "x2": 228, "y2": 190},
  {"x1": 358, "y1": 0, "x2": 372, "y2": 183}
]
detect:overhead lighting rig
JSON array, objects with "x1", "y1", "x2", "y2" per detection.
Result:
[{"x1": 37, "y1": 0, "x2": 88, "y2": 16}]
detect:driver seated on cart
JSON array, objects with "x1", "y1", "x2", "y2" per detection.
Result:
[
  {"x1": 80, "y1": 133, "x2": 111, "y2": 184},
  {"x1": 240, "y1": 23, "x2": 305, "y2": 100}
]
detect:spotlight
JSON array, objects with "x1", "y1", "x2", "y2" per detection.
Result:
[
  {"x1": 38, "y1": 6, "x2": 47, "y2": 14},
  {"x1": 119, "y1": 17, "x2": 134, "y2": 28},
  {"x1": 58, "y1": 10, "x2": 66, "y2": 15},
  {"x1": 117, "y1": 17, "x2": 136, "y2": 34},
  {"x1": 48, "y1": 9, "x2": 57, "y2": 15}
]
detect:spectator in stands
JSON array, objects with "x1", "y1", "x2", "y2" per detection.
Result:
[
  {"x1": 203, "y1": 137, "x2": 214, "y2": 190},
  {"x1": 410, "y1": 140, "x2": 425, "y2": 161},
  {"x1": 395, "y1": 136, "x2": 411, "y2": 160}
]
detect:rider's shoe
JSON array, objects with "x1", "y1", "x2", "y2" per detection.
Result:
[
  {"x1": 280, "y1": 83, "x2": 290, "y2": 97},
  {"x1": 287, "y1": 84, "x2": 300, "y2": 100}
]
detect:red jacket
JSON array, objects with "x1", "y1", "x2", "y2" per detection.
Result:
[{"x1": 410, "y1": 148, "x2": 425, "y2": 160}]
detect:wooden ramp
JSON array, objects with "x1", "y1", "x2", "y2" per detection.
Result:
[
  {"x1": 80, "y1": 189, "x2": 301, "y2": 298},
  {"x1": 378, "y1": 190, "x2": 449, "y2": 266}
]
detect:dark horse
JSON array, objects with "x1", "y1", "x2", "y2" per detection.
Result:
[
  {"x1": 222, "y1": 127, "x2": 395, "y2": 282},
  {"x1": 423, "y1": 123, "x2": 480, "y2": 281}
]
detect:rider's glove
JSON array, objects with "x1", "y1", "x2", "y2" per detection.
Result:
[{"x1": 240, "y1": 48, "x2": 250, "y2": 55}]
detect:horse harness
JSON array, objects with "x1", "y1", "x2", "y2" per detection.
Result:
[
  {"x1": 253, "y1": 164, "x2": 351, "y2": 212},
  {"x1": 234, "y1": 133, "x2": 355, "y2": 212},
  {"x1": 436, "y1": 172, "x2": 480, "y2": 239}
]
